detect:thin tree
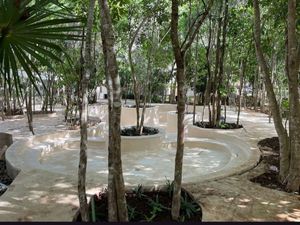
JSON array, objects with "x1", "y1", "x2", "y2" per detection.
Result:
[
  {"x1": 99, "y1": 0, "x2": 128, "y2": 221},
  {"x1": 170, "y1": 0, "x2": 213, "y2": 220},
  {"x1": 25, "y1": 83, "x2": 34, "y2": 135},
  {"x1": 128, "y1": 15, "x2": 148, "y2": 132},
  {"x1": 78, "y1": 0, "x2": 95, "y2": 221},
  {"x1": 253, "y1": 0, "x2": 290, "y2": 181},
  {"x1": 236, "y1": 59, "x2": 245, "y2": 125},
  {"x1": 286, "y1": 0, "x2": 300, "y2": 191}
]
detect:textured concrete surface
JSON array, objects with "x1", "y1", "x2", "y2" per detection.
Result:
[{"x1": 0, "y1": 103, "x2": 298, "y2": 221}]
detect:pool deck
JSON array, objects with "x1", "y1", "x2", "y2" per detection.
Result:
[{"x1": 0, "y1": 104, "x2": 299, "y2": 222}]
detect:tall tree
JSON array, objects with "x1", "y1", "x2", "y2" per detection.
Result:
[
  {"x1": 170, "y1": 0, "x2": 213, "y2": 220},
  {"x1": 128, "y1": 15, "x2": 147, "y2": 132},
  {"x1": 78, "y1": 0, "x2": 95, "y2": 222},
  {"x1": 253, "y1": 0, "x2": 290, "y2": 181},
  {"x1": 99, "y1": 0, "x2": 128, "y2": 221},
  {"x1": 286, "y1": 0, "x2": 300, "y2": 191}
]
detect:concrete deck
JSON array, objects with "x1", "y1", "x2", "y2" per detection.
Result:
[{"x1": 0, "y1": 104, "x2": 298, "y2": 221}]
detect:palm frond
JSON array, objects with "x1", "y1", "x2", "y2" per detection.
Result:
[{"x1": 0, "y1": 0, "x2": 83, "y2": 95}]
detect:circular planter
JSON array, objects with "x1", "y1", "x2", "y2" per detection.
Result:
[
  {"x1": 121, "y1": 105, "x2": 159, "y2": 127},
  {"x1": 31, "y1": 111, "x2": 57, "y2": 118},
  {"x1": 154, "y1": 104, "x2": 177, "y2": 124},
  {"x1": 121, "y1": 127, "x2": 165, "y2": 152},
  {"x1": 88, "y1": 104, "x2": 108, "y2": 122},
  {"x1": 186, "y1": 124, "x2": 261, "y2": 178},
  {"x1": 166, "y1": 111, "x2": 193, "y2": 133},
  {"x1": 4, "y1": 115, "x2": 24, "y2": 120}
]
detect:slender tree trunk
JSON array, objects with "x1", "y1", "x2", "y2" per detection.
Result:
[
  {"x1": 253, "y1": 65, "x2": 259, "y2": 111},
  {"x1": 12, "y1": 89, "x2": 16, "y2": 113},
  {"x1": 203, "y1": 15, "x2": 213, "y2": 124},
  {"x1": 42, "y1": 74, "x2": 50, "y2": 112},
  {"x1": 211, "y1": 1, "x2": 223, "y2": 127},
  {"x1": 139, "y1": 19, "x2": 155, "y2": 135},
  {"x1": 286, "y1": 0, "x2": 300, "y2": 192},
  {"x1": 32, "y1": 87, "x2": 35, "y2": 113},
  {"x1": 128, "y1": 17, "x2": 147, "y2": 131},
  {"x1": 169, "y1": 62, "x2": 177, "y2": 104},
  {"x1": 170, "y1": 1, "x2": 185, "y2": 220},
  {"x1": 170, "y1": 0, "x2": 213, "y2": 220},
  {"x1": 216, "y1": 0, "x2": 228, "y2": 124},
  {"x1": 65, "y1": 85, "x2": 71, "y2": 122},
  {"x1": 4, "y1": 80, "x2": 11, "y2": 116},
  {"x1": 0, "y1": 94, "x2": 4, "y2": 120},
  {"x1": 139, "y1": 53, "x2": 152, "y2": 135},
  {"x1": 224, "y1": 96, "x2": 227, "y2": 122},
  {"x1": 49, "y1": 73, "x2": 55, "y2": 112},
  {"x1": 193, "y1": 34, "x2": 199, "y2": 125},
  {"x1": 25, "y1": 84, "x2": 34, "y2": 135},
  {"x1": 253, "y1": 0, "x2": 290, "y2": 180},
  {"x1": 99, "y1": 0, "x2": 128, "y2": 221},
  {"x1": 237, "y1": 60, "x2": 245, "y2": 125},
  {"x1": 260, "y1": 78, "x2": 265, "y2": 113},
  {"x1": 78, "y1": 0, "x2": 95, "y2": 221},
  {"x1": 192, "y1": 75, "x2": 197, "y2": 124}
]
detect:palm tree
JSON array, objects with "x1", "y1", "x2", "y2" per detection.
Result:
[{"x1": 0, "y1": 0, "x2": 82, "y2": 113}]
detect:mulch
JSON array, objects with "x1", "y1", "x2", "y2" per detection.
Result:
[
  {"x1": 0, "y1": 160, "x2": 13, "y2": 196},
  {"x1": 121, "y1": 126, "x2": 159, "y2": 136},
  {"x1": 250, "y1": 137, "x2": 289, "y2": 192},
  {"x1": 75, "y1": 188, "x2": 202, "y2": 222},
  {"x1": 194, "y1": 121, "x2": 243, "y2": 129}
]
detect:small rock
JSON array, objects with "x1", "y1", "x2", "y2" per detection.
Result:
[{"x1": 269, "y1": 165, "x2": 278, "y2": 172}]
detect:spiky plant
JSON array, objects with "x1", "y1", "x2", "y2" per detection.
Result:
[{"x1": 0, "y1": 0, "x2": 82, "y2": 96}]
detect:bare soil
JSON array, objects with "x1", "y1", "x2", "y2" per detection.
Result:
[{"x1": 250, "y1": 137, "x2": 294, "y2": 193}]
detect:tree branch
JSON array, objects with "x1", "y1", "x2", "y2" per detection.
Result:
[{"x1": 181, "y1": 0, "x2": 214, "y2": 53}]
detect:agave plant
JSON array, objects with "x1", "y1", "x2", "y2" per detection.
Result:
[{"x1": 0, "y1": 0, "x2": 82, "y2": 96}]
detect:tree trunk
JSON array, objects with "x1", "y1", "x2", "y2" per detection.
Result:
[
  {"x1": 25, "y1": 84, "x2": 34, "y2": 135},
  {"x1": 211, "y1": 1, "x2": 223, "y2": 127},
  {"x1": 139, "y1": 53, "x2": 152, "y2": 135},
  {"x1": 78, "y1": 0, "x2": 95, "y2": 222},
  {"x1": 192, "y1": 35, "x2": 199, "y2": 125},
  {"x1": 286, "y1": 0, "x2": 300, "y2": 192},
  {"x1": 253, "y1": 65, "x2": 259, "y2": 111},
  {"x1": 128, "y1": 17, "x2": 147, "y2": 131},
  {"x1": 170, "y1": 0, "x2": 213, "y2": 220},
  {"x1": 253, "y1": 0, "x2": 290, "y2": 181},
  {"x1": 65, "y1": 85, "x2": 71, "y2": 122},
  {"x1": 49, "y1": 73, "x2": 55, "y2": 112},
  {"x1": 170, "y1": 0, "x2": 186, "y2": 220},
  {"x1": 237, "y1": 60, "x2": 245, "y2": 125},
  {"x1": 139, "y1": 19, "x2": 155, "y2": 135},
  {"x1": 99, "y1": 0, "x2": 128, "y2": 221},
  {"x1": 4, "y1": 80, "x2": 11, "y2": 116},
  {"x1": 203, "y1": 15, "x2": 213, "y2": 124},
  {"x1": 260, "y1": 78, "x2": 265, "y2": 113},
  {"x1": 216, "y1": 0, "x2": 228, "y2": 125},
  {"x1": 32, "y1": 87, "x2": 35, "y2": 113}
]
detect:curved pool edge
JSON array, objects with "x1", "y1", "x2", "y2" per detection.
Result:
[
  {"x1": 185, "y1": 125, "x2": 261, "y2": 183},
  {"x1": 1, "y1": 116, "x2": 261, "y2": 222}
]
